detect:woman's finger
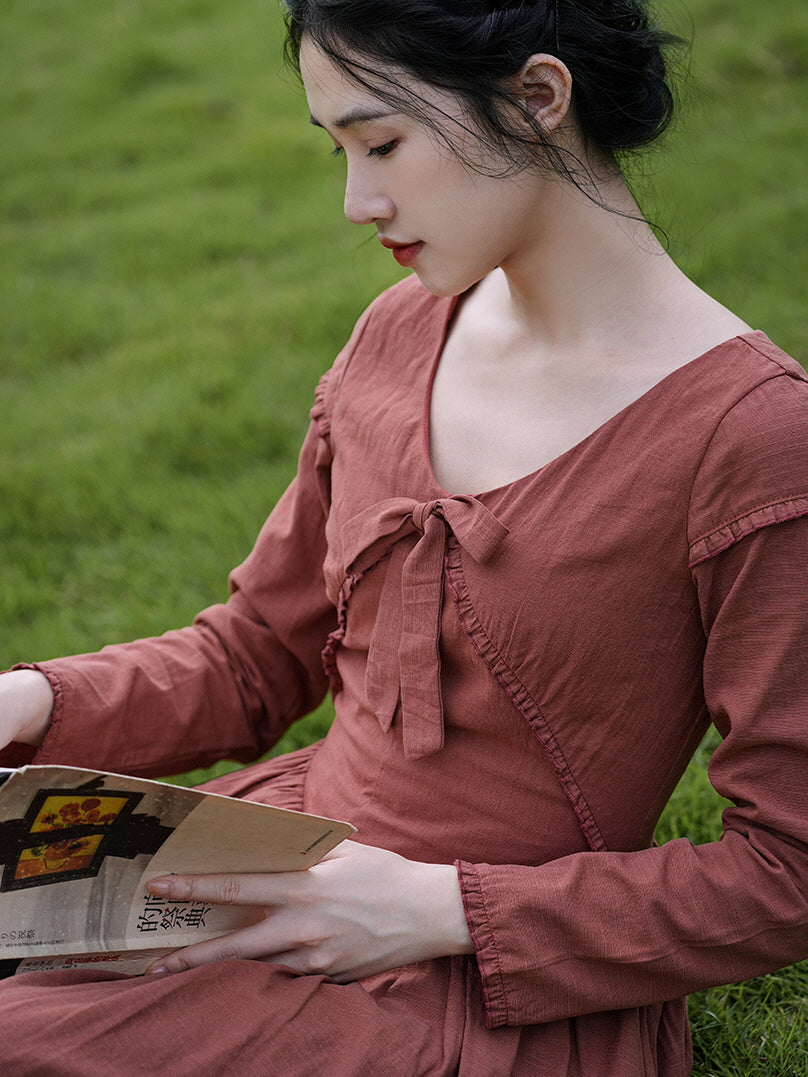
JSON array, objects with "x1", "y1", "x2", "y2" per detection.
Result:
[
  {"x1": 145, "y1": 839, "x2": 358, "y2": 906},
  {"x1": 147, "y1": 871, "x2": 295, "y2": 907},
  {"x1": 144, "y1": 912, "x2": 302, "y2": 977}
]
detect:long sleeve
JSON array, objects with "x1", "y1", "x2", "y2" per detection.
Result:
[
  {"x1": 458, "y1": 516, "x2": 808, "y2": 1026},
  {"x1": 1, "y1": 415, "x2": 338, "y2": 778},
  {"x1": 457, "y1": 367, "x2": 808, "y2": 1028},
  {"x1": 0, "y1": 294, "x2": 384, "y2": 778}
]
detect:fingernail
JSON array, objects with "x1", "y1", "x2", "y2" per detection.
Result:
[
  {"x1": 146, "y1": 965, "x2": 169, "y2": 976},
  {"x1": 147, "y1": 880, "x2": 171, "y2": 895}
]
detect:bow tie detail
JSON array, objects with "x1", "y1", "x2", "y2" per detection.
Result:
[{"x1": 340, "y1": 497, "x2": 509, "y2": 759}]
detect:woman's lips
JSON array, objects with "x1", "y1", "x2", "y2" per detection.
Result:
[{"x1": 379, "y1": 239, "x2": 424, "y2": 267}]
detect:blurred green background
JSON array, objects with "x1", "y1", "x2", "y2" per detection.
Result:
[{"x1": 1, "y1": 1, "x2": 807, "y2": 1072}]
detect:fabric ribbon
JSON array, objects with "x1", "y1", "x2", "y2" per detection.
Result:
[{"x1": 340, "y1": 496, "x2": 509, "y2": 759}]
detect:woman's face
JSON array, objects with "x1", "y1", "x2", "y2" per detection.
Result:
[{"x1": 299, "y1": 39, "x2": 550, "y2": 297}]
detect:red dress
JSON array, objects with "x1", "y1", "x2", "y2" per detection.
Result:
[{"x1": 4, "y1": 276, "x2": 808, "y2": 1076}]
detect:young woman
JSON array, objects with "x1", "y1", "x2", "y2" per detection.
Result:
[{"x1": 2, "y1": 1, "x2": 808, "y2": 1074}]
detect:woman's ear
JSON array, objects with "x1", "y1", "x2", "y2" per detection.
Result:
[{"x1": 514, "y1": 53, "x2": 573, "y2": 135}]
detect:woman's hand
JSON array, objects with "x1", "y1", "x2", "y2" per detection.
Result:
[
  {"x1": 0, "y1": 669, "x2": 54, "y2": 750},
  {"x1": 144, "y1": 839, "x2": 475, "y2": 982}
]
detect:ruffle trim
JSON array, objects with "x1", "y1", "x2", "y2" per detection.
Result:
[
  {"x1": 309, "y1": 370, "x2": 331, "y2": 438},
  {"x1": 455, "y1": 859, "x2": 510, "y2": 1029},
  {"x1": 689, "y1": 494, "x2": 808, "y2": 567},
  {"x1": 444, "y1": 542, "x2": 607, "y2": 855},
  {"x1": 321, "y1": 571, "x2": 367, "y2": 696}
]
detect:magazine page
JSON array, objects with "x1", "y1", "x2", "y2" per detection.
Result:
[{"x1": 0, "y1": 766, "x2": 355, "y2": 961}]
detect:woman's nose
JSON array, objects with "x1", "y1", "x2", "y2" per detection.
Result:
[{"x1": 343, "y1": 168, "x2": 394, "y2": 226}]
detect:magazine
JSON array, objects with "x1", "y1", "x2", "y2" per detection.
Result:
[{"x1": 0, "y1": 765, "x2": 355, "y2": 976}]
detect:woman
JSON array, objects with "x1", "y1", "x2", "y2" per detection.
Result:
[{"x1": 2, "y1": 1, "x2": 808, "y2": 1074}]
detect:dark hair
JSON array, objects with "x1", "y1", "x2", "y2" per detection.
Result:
[{"x1": 283, "y1": 0, "x2": 684, "y2": 183}]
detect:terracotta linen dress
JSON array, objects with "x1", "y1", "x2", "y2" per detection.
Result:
[{"x1": 4, "y1": 276, "x2": 808, "y2": 1076}]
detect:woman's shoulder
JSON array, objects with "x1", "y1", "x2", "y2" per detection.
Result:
[
  {"x1": 687, "y1": 333, "x2": 808, "y2": 565},
  {"x1": 702, "y1": 332, "x2": 808, "y2": 441},
  {"x1": 361, "y1": 274, "x2": 454, "y2": 336},
  {"x1": 336, "y1": 275, "x2": 455, "y2": 381},
  {"x1": 311, "y1": 276, "x2": 455, "y2": 434},
  {"x1": 671, "y1": 331, "x2": 808, "y2": 436},
  {"x1": 725, "y1": 331, "x2": 808, "y2": 383},
  {"x1": 325, "y1": 275, "x2": 453, "y2": 383}
]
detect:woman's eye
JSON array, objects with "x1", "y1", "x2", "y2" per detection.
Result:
[
  {"x1": 367, "y1": 140, "x2": 397, "y2": 158},
  {"x1": 327, "y1": 139, "x2": 396, "y2": 161}
]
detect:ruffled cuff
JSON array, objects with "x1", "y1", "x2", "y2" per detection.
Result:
[
  {"x1": 455, "y1": 859, "x2": 511, "y2": 1029},
  {"x1": 0, "y1": 662, "x2": 65, "y2": 767}
]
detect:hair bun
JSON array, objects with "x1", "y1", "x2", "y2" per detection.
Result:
[{"x1": 558, "y1": 0, "x2": 681, "y2": 152}]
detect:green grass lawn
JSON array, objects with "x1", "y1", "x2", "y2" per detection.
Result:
[{"x1": 2, "y1": 1, "x2": 807, "y2": 1071}]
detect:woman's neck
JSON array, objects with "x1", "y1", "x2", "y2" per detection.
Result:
[
  {"x1": 475, "y1": 168, "x2": 749, "y2": 364},
  {"x1": 498, "y1": 173, "x2": 663, "y2": 337}
]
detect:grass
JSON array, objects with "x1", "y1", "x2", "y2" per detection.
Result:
[{"x1": 1, "y1": 1, "x2": 807, "y2": 1071}]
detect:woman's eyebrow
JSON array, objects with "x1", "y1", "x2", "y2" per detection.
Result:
[{"x1": 309, "y1": 106, "x2": 400, "y2": 130}]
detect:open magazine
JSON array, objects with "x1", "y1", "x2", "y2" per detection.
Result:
[{"x1": 0, "y1": 765, "x2": 355, "y2": 977}]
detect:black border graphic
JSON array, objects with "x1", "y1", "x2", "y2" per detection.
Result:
[{"x1": 0, "y1": 777, "x2": 175, "y2": 892}]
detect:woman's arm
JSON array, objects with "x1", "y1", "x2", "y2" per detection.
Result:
[
  {"x1": 0, "y1": 416, "x2": 337, "y2": 777},
  {"x1": 0, "y1": 668, "x2": 54, "y2": 748},
  {"x1": 457, "y1": 516, "x2": 808, "y2": 1027}
]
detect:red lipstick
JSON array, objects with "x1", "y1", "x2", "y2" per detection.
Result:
[{"x1": 379, "y1": 238, "x2": 424, "y2": 267}]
